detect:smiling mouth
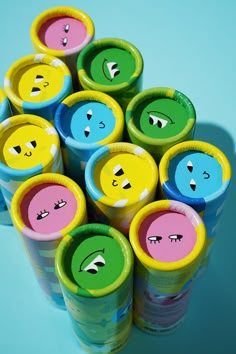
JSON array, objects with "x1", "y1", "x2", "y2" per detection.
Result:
[
  {"x1": 99, "y1": 121, "x2": 105, "y2": 129},
  {"x1": 112, "y1": 179, "x2": 118, "y2": 187},
  {"x1": 203, "y1": 171, "x2": 210, "y2": 179},
  {"x1": 24, "y1": 152, "x2": 32, "y2": 157}
]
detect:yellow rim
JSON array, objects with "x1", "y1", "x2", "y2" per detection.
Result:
[
  {"x1": 0, "y1": 114, "x2": 60, "y2": 172},
  {"x1": 30, "y1": 6, "x2": 95, "y2": 57},
  {"x1": 159, "y1": 140, "x2": 232, "y2": 184},
  {"x1": 88, "y1": 142, "x2": 158, "y2": 207},
  {"x1": 59, "y1": 90, "x2": 124, "y2": 145},
  {"x1": 11, "y1": 172, "x2": 87, "y2": 239},
  {"x1": 129, "y1": 199, "x2": 206, "y2": 271},
  {"x1": 4, "y1": 53, "x2": 71, "y2": 108}
]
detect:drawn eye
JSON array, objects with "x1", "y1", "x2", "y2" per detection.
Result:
[
  {"x1": 87, "y1": 109, "x2": 92, "y2": 120},
  {"x1": 190, "y1": 178, "x2": 196, "y2": 191},
  {"x1": 148, "y1": 236, "x2": 162, "y2": 244},
  {"x1": 34, "y1": 75, "x2": 44, "y2": 83},
  {"x1": 63, "y1": 24, "x2": 70, "y2": 33},
  {"x1": 84, "y1": 126, "x2": 90, "y2": 137},
  {"x1": 113, "y1": 164, "x2": 124, "y2": 176},
  {"x1": 84, "y1": 255, "x2": 106, "y2": 274},
  {"x1": 61, "y1": 37, "x2": 68, "y2": 47},
  {"x1": 107, "y1": 62, "x2": 120, "y2": 79},
  {"x1": 187, "y1": 160, "x2": 193, "y2": 172},
  {"x1": 168, "y1": 234, "x2": 183, "y2": 242},
  {"x1": 54, "y1": 199, "x2": 67, "y2": 210},
  {"x1": 25, "y1": 140, "x2": 37, "y2": 149},
  {"x1": 37, "y1": 209, "x2": 49, "y2": 220},
  {"x1": 149, "y1": 114, "x2": 168, "y2": 128},
  {"x1": 8, "y1": 145, "x2": 21, "y2": 155},
  {"x1": 121, "y1": 178, "x2": 131, "y2": 189},
  {"x1": 30, "y1": 87, "x2": 41, "y2": 97}
]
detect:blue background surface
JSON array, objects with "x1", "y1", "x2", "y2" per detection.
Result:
[{"x1": 0, "y1": 1, "x2": 235, "y2": 353}]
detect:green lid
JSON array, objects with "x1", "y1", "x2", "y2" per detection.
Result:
[
  {"x1": 55, "y1": 223, "x2": 133, "y2": 297},
  {"x1": 126, "y1": 87, "x2": 196, "y2": 144},
  {"x1": 77, "y1": 38, "x2": 143, "y2": 94}
]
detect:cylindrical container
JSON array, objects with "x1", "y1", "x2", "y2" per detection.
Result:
[
  {"x1": 85, "y1": 142, "x2": 158, "y2": 235},
  {"x1": 30, "y1": 6, "x2": 95, "y2": 89},
  {"x1": 0, "y1": 114, "x2": 63, "y2": 212},
  {"x1": 125, "y1": 87, "x2": 196, "y2": 163},
  {"x1": 0, "y1": 87, "x2": 13, "y2": 224},
  {"x1": 159, "y1": 140, "x2": 232, "y2": 268},
  {"x1": 0, "y1": 87, "x2": 12, "y2": 122},
  {"x1": 54, "y1": 90, "x2": 124, "y2": 188},
  {"x1": 55, "y1": 223, "x2": 133, "y2": 353},
  {"x1": 4, "y1": 53, "x2": 72, "y2": 121},
  {"x1": 77, "y1": 38, "x2": 143, "y2": 110},
  {"x1": 11, "y1": 173, "x2": 87, "y2": 308},
  {"x1": 129, "y1": 199, "x2": 206, "y2": 334}
]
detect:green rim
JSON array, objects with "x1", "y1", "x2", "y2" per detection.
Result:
[
  {"x1": 125, "y1": 87, "x2": 196, "y2": 146},
  {"x1": 77, "y1": 38, "x2": 143, "y2": 94},
  {"x1": 55, "y1": 223, "x2": 133, "y2": 297}
]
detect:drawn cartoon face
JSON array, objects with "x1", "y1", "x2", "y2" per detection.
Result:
[
  {"x1": 138, "y1": 98, "x2": 189, "y2": 139},
  {"x1": 139, "y1": 211, "x2": 197, "y2": 262},
  {"x1": 99, "y1": 153, "x2": 151, "y2": 203},
  {"x1": 172, "y1": 151, "x2": 223, "y2": 198},
  {"x1": 0, "y1": 125, "x2": 53, "y2": 169},
  {"x1": 89, "y1": 48, "x2": 136, "y2": 85},
  {"x1": 71, "y1": 235, "x2": 124, "y2": 289},
  {"x1": 22, "y1": 184, "x2": 77, "y2": 234},
  {"x1": 68, "y1": 101, "x2": 116, "y2": 143},
  {"x1": 39, "y1": 16, "x2": 87, "y2": 50},
  {"x1": 18, "y1": 64, "x2": 64, "y2": 102}
]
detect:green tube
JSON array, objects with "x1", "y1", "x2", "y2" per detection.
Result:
[{"x1": 55, "y1": 223, "x2": 134, "y2": 353}]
